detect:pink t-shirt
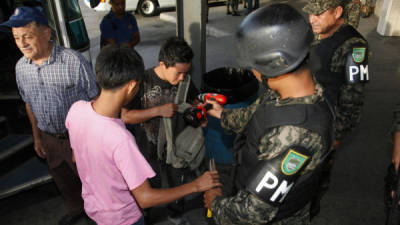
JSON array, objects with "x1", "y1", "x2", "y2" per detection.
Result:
[{"x1": 65, "y1": 100, "x2": 155, "y2": 225}]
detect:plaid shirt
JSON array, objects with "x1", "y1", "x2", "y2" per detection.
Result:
[{"x1": 16, "y1": 44, "x2": 99, "y2": 134}]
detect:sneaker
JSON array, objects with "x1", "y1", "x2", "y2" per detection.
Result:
[{"x1": 167, "y1": 215, "x2": 191, "y2": 225}]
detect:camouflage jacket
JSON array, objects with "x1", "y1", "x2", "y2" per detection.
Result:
[
  {"x1": 313, "y1": 26, "x2": 368, "y2": 140},
  {"x1": 211, "y1": 84, "x2": 327, "y2": 225}
]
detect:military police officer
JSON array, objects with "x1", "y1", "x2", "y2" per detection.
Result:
[
  {"x1": 203, "y1": 4, "x2": 334, "y2": 224},
  {"x1": 303, "y1": 0, "x2": 369, "y2": 218},
  {"x1": 303, "y1": 0, "x2": 369, "y2": 148}
]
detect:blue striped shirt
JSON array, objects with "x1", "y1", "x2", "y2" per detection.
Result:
[{"x1": 16, "y1": 44, "x2": 99, "y2": 134}]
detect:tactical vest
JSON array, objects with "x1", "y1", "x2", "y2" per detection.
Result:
[
  {"x1": 233, "y1": 99, "x2": 333, "y2": 220},
  {"x1": 309, "y1": 24, "x2": 366, "y2": 105}
]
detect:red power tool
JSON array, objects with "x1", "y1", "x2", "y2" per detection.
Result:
[{"x1": 183, "y1": 93, "x2": 227, "y2": 128}]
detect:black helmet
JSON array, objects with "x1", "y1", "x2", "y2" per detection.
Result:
[{"x1": 235, "y1": 3, "x2": 313, "y2": 78}]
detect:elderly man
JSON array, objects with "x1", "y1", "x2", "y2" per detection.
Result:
[
  {"x1": 303, "y1": 0, "x2": 369, "y2": 217},
  {"x1": 2, "y1": 7, "x2": 99, "y2": 225},
  {"x1": 203, "y1": 4, "x2": 333, "y2": 224}
]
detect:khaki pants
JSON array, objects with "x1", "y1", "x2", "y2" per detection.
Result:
[{"x1": 40, "y1": 130, "x2": 84, "y2": 216}]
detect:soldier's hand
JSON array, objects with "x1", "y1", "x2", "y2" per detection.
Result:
[
  {"x1": 204, "y1": 188, "x2": 222, "y2": 209},
  {"x1": 206, "y1": 100, "x2": 223, "y2": 119},
  {"x1": 33, "y1": 138, "x2": 46, "y2": 159},
  {"x1": 392, "y1": 132, "x2": 400, "y2": 171},
  {"x1": 193, "y1": 171, "x2": 221, "y2": 192},
  {"x1": 158, "y1": 103, "x2": 178, "y2": 118}
]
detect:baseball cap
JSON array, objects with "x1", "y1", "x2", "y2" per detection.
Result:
[
  {"x1": 1, "y1": 6, "x2": 48, "y2": 28},
  {"x1": 303, "y1": 0, "x2": 343, "y2": 15}
]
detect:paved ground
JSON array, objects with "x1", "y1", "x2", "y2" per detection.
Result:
[{"x1": 1, "y1": 0, "x2": 400, "y2": 224}]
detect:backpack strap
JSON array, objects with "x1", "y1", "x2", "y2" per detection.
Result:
[{"x1": 157, "y1": 75, "x2": 191, "y2": 164}]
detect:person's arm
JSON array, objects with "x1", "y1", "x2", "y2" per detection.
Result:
[
  {"x1": 25, "y1": 103, "x2": 46, "y2": 158},
  {"x1": 127, "y1": 14, "x2": 140, "y2": 48},
  {"x1": 392, "y1": 132, "x2": 400, "y2": 171},
  {"x1": 100, "y1": 15, "x2": 117, "y2": 47},
  {"x1": 132, "y1": 170, "x2": 221, "y2": 209},
  {"x1": 78, "y1": 55, "x2": 99, "y2": 100},
  {"x1": 333, "y1": 39, "x2": 369, "y2": 146},
  {"x1": 217, "y1": 89, "x2": 271, "y2": 134},
  {"x1": 334, "y1": 83, "x2": 365, "y2": 144},
  {"x1": 128, "y1": 31, "x2": 140, "y2": 48},
  {"x1": 392, "y1": 103, "x2": 400, "y2": 170},
  {"x1": 205, "y1": 125, "x2": 324, "y2": 224},
  {"x1": 121, "y1": 103, "x2": 178, "y2": 124}
]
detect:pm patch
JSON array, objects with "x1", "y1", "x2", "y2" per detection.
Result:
[
  {"x1": 281, "y1": 149, "x2": 309, "y2": 175},
  {"x1": 352, "y1": 48, "x2": 366, "y2": 63}
]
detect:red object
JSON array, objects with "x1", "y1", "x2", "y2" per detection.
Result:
[{"x1": 198, "y1": 93, "x2": 227, "y2": 105}]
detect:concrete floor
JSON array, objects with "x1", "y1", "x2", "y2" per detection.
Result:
[{"x1": 1, "y1": 0, "x2": 400, "y2": 224}]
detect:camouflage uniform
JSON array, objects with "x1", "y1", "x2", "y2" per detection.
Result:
[
  {"x1": 343, "y1": 0, "x2": 361, "y2": 28},
  {"x1": 311, "y1": 28, "x2": 368, "y2": 140},
  {"x1": 210, "y1": 84, "x2": 328, "y2": 225}
]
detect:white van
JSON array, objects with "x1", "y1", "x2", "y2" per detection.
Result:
[
  {"x1": 85, "y1": 0, "x2": 175, "y2": 17},
  {"x1": 85, "y1": 0, "x2": 226, "y2": 17}
]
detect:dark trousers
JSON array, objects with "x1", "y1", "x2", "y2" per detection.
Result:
[
  {"x1": 40, "y1": 130, "x2": 84, "y2": 216},
  {"x1": 227, "y1": 0, "x2": 239, "y2": 12},
  {"x1": 247, "y1": 0, "x2": 259, "y2": 13}
]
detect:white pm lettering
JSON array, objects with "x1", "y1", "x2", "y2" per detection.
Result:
[
  {"x1": 349, "y1": 66, "x2": 359, "y2": 81},
  {"x1": 360, "y1": 65, "x2": 369, "y2": 81},
  {"x1": 255, "y1": 171, "x2": 295, "y2": 203},
  {"x1": 256, "y1": 171, "x2": 278, "y2": 192},
  {"x1": 271, "y1": 180, "x2": 294, "y2": 203}
]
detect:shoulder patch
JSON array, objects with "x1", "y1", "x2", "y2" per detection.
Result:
[
  {"x1": 352, "y1": 47, "x2": 366, "y2": 63},
  {"x1": 281, "y1": 149, "x2": 309, "y2": 175}
]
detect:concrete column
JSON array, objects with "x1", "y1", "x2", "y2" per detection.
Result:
[
  {"x1": 377, "y1": 0, "x2": 400, "y2": 36},
  {"x1": 175, "y1": 0, "x2": 207, "y2": 88}
]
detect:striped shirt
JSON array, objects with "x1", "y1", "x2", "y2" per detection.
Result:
[{"x1": 16, "y1": 44, "x2": 99, "y2": 134}]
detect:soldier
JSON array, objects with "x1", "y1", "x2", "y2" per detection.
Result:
[
  {"x1": 304, "y1": 0, "x2": 369, "y2": 150},
  {"x1": 203, "y1": 4, "x2": 334, "y2": 224},
  {"x1": 303, "y1": 0, "x2": 369, "y2": 217},
  {"x1": 360, "y1": 0, "x2": 374, "y2": 18},
  {"x1": 343, "y1": 0, "x2": 361, "y2": 28}
]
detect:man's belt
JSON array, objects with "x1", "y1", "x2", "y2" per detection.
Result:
[{"x1": 42, "y1": 131, "x2": 69, "y2": 139}]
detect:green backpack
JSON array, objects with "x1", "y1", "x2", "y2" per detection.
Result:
[{"x1": 157, "y1": 75, "x2": 205, "y2": 170}]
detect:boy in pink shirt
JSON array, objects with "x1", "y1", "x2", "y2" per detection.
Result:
[{"x1": 65, "y1": 45, "x2": 220, "y2": 225}]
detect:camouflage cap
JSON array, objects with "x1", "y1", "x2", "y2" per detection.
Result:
[{"x1": 303, "y1": 0, "x2": 343, "y2": 15}]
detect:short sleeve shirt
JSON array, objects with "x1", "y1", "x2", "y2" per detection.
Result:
[
  {"x1": 15, "y1": 44, "x2": 99, "y2": 134},
  {"x1": 125, "y1": 68, "x2": 199, "y2": 146},
  {"x1": 100, "y1": 11, "x2": 139, "y2": 44},
  {"x1": 66, "y1": 100, "x2": 155, "y2": 225}
]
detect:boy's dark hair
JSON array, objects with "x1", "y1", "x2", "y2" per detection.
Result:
[
  {"x1": 95, "y1": 44, "x2": 144, "y2": 90},
  {"x1": 158, "y1": 36, "x2": 194, "y2": 68}
]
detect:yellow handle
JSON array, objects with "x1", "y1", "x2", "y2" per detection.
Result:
[{"x1": 207, "y1": 209, "x2": 212, "y2": 218}]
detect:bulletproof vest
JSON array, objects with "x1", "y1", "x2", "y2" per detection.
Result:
[
  {"x1": 309, "y1": 24, "x2": 366, "y2": 105},
  {"x1": 233, "y1": 99, "x2": 333, "y2": 220}
]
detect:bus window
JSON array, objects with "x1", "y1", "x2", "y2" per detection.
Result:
[{"x1": 62, "y1": 0, "x2": 89, "y2": 50}]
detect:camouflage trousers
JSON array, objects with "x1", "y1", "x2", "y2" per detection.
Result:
[{"x1": 269, "y1": 205, "x2": 311, "y2": 225}]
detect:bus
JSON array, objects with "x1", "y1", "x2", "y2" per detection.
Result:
[{"x1": 0, "y1": 0, "x2": 91, "y2": 199}]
